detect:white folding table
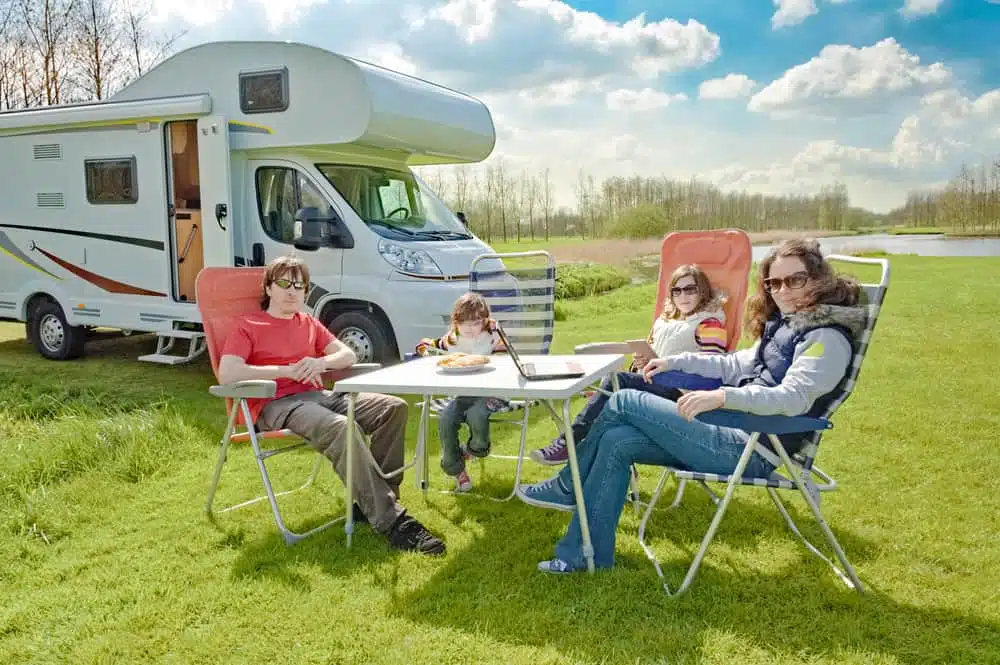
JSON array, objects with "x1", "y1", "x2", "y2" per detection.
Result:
[{"x1": 331, "y1": 352, "x2": 626, "y2": 573}]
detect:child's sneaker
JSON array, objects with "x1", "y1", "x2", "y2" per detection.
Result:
[
  {"x1": 454, "y1": 469, "x2": 473, "y2": 493},
  {"x1": 529, "y1": 436, "x2": 569, "y2": 465}
]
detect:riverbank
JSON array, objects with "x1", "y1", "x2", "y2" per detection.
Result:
[{"x1": 491, "y1": 229, "x2": 864, "y2": 267}]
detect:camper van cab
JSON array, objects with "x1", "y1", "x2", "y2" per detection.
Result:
[{"x1": 0, "y1": 41, "x2": 500, "y2": 365}]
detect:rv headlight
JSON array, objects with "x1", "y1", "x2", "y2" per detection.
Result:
[{"x1": 377, "y1": 239, "x2": 443, "y2": 276}]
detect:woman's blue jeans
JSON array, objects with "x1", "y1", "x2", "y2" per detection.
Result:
[{"x1": 553, "y1": 388, "x2": 775, "y2": 570}]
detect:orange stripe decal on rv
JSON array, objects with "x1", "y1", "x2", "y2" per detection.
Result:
[{"x1": 33, "y1": 245, "x2": 166, "y2": 297}]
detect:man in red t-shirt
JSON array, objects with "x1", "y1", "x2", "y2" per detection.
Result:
[{"x1": 219, "y1": 256, "x2": 444, "y2": 556}]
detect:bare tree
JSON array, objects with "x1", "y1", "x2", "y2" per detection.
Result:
[
  {"x1": 493, "y1": 157, "x2": 509, "y2": 242},
  {"x1": 20, "y1": 0, "x2": 78, "y2": 105},
  {"x1": 121, "y1": 0, "x2": 184, "y2": 80},
  {"x1": 523, "y1": 171, "x2": 538, "y2": 241},
  {"x1": 540, "y1": 167, "x2": 553, "y2": 241},
  {"x1": 72, "y1": 0, "x2": 123, "y2": 99}
]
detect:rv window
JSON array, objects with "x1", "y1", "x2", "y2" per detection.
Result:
[
  {"x1": 239, "y1": 67, "x2": 289, "y2": 114},
  {"x1": 84, "y1": 157, "x2": 138, "y2": 205},
  {"x1": 255, "y1": 167, "x2": 337, "y2": 244}
]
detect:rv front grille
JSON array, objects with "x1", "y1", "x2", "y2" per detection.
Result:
[
  {"x1": 32, "y1": 144, "x2": 63, "y2": 160},
  {"x1": 36, "y1": 193, "x2": 65, "y2": 209}
]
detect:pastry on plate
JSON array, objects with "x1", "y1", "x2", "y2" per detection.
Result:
[{"x1": 437, "y1": 353, "x2": 491, "y2": 368}]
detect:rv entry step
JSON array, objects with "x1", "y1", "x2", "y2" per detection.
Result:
[{"x1": 138, "y1": 330, "x2": 207, "y2": 365}]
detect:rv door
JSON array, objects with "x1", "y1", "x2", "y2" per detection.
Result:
[{"x1": 196, "y1": 115, "x2": 234, "y2": 268}]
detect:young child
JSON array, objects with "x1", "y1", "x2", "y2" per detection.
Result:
[
  {"x1": 415, "y1": 292, "x2": 507, "y2": 492},
  {"x1": 529, "y1": 263, "x2": 728, "y2": 465}
]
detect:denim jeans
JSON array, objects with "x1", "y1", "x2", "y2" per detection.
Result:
[
  {"x1": 438, "y1": 396, "x2": 493, "y2": 475},
  {"x1": 568, "y1": 370, "x2": 682, "y2": 441},
  {"x1": 553, "y1": 388, "x2": 776, "y2": 570}
]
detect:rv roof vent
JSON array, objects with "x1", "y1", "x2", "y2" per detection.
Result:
[
  {"x1": 33, "y1": 144, "x2": 63, "y2": 160},
  {"x1": 36, "y1": 193, "x2": 65, "y2": 209}
]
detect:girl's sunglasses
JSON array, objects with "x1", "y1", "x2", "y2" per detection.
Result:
[
  {"x1": 272, "y1": 278, "x2": 307, "y2": 291},
  {"x1": 763, "y1": 271, "x2": 808, "y2": 293},
  {"x1": 671, "y1": 284, "x2": 699, "y2": 297}
]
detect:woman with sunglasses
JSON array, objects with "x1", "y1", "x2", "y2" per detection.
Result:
[
  {"x1": 527, "y1": 264, "x2": 728, "y2": 469},
  {"x1": 520, "y1": 238, "x2": 868, "y2": 574}
]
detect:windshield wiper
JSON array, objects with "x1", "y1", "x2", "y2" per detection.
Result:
[
  {"x1": 366, "y1": 219, "x2": 418, "y2": 236},
  {"x1": 415, "y1": 230, "x2": 473, "y2": 240}
]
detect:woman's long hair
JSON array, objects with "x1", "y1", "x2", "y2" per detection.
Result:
[{"x1": 744, "y1": 239, "x2": 860, "y2": 340}]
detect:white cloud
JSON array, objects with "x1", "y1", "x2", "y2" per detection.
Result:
[
  {"x1": 151, "y1": 0, "x2": 322, "y2": 28},
  {"x1": 402, "y1": 0, "x2": 720, "y2": 91},
  {"x1": 605, "y1": 87, "x2": 687, "y2": 111},
  {"x1": 771, "y1": 0, "x2": 817, "y2": 28},
  {"x1": 699, "y1": 74, "x2": 757, "y2": 100},
  {"x1": 770, "y1": 0, "x2": 851, "y2": 29},
  {"x1": 749, "y1": 38, "x2": 952, "y2": 117},
  {"x1": 899, "y1": 0, "x2": 945, "y2": 18},
  {"x1": 709, "y1": 84, "x2": 1000, "y2": 209}
]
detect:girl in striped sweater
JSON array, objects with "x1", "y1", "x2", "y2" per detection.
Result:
[{"x1": 530, "y1": 264, "x2": 728, "y2": 465}]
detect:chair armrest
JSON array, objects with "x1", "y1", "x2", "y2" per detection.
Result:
[
  {"x1": 650, "y1": 370, "x2": 724, "y2": 391},
  {"x1": 575, "y1": 342, "x2": 632, "y2": 355},
  {"x1": 323, "y1": 363, "x2": 382, "y2": 383},
  {"x1": 694, "y1": 409, "x2": 832, "y2": 435},
  {"x1": 209, "y1": 380, "x2": 277, "y2": 399}
]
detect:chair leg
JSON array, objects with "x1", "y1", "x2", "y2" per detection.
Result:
[
  {"x1": 767, "y1": 435, "x2": 864, "y2": 593},
  {"x1": 639, "y1": 433, "x2": 762, "y2": 596}
]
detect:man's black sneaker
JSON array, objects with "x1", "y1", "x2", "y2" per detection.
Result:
[{"x1": 387, "y1": 515, "x2": 446, "y2": 556}]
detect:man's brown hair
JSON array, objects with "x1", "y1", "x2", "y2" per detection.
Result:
[{"x1": 260, "y1": 255, "x2": 310, "y2": 310}]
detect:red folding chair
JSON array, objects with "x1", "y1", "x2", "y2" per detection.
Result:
[{"x1": 196, "y1": 266, "x2": 382, "y2": 545}]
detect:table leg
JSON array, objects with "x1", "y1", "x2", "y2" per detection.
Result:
[
  {"x1": 420, "y1": 394, "x2": 430, "y2": 497},
  {"x1": 562, "y1": 398, "x2": 595, "y2": 573},
  {"x1": 345, "y1": 392, "x2": 356, "y2": 548}
]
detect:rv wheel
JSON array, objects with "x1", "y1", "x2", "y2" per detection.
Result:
[
  {"x1": 326, "y1": 311, "x2": 392, "y2": 364},
  {"x1": 28, "y1": 301, "x2": 87, "y2": 361}
]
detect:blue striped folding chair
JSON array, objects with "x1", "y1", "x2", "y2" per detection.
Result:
[
  {"x1": 414, "y1": 250, "x2": 560, "y2": 500},
  {"x1": 638, "y1": 254, "x2": 890, "y2": 596}
]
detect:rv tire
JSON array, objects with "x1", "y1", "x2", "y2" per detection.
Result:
[
  {"x1": 326, "y1": 310, "x2": 393, "y2": 365},
  {"x1": 28, "y1": 300, "x2": 87, "y2": 361}
]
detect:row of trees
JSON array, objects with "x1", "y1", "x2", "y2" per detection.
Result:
[
  {"x1": 420, "y1": 162, "x2": 886, "y2": 244},
  {"x1": 0, "y1": 0, "x2": 182, "y2": 109},
  {"x1": 888, "y1": 158, "x2": 1000, "y2": 233}
]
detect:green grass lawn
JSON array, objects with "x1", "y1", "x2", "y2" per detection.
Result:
[{"x1": 2, "y1": 256, "x2": 999, "y2": 664}]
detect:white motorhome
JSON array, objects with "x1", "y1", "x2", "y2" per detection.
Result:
[{"x1": 0, "y1": 40, "x2": 497, "y2": 365}]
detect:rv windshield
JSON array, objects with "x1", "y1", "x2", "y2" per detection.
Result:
[{"x1": 316, "y1": 164, "x2": 472, "y2": 241}]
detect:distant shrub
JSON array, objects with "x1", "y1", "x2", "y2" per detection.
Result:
[
  {"x1": 555, "y1": 262, "x2": 630, "y2": 300},
  {"x1": 605, "y1": 204, "x2": 674, "y2": 239}
]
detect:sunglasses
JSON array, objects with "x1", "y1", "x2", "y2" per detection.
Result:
[
  {"x1": 763, "y1": 271, "x2": 808, "y2": 293},
  {"x1": 671, "y1": 284, "x2": 699, "y2": 297},
  {"x1": 272, "y1": 278, "x2": 306, "y2": 291}
]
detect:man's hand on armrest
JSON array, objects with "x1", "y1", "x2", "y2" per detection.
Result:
[{"x1": 218, "y1": 354, "x2": 291, "y2": 385}]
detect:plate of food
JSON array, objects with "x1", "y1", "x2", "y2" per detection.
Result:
[{"x1": 436, "y1": 352, "x2": 495, "y2": 374}]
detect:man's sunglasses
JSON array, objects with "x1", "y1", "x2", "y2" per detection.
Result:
[
  {"x1": 763, "y1": 271, "x2": 808, "y2": 293},
  {"x1": 671, "y1": 284, "x2": 699, "y2": 297},
  {"x1": 272, "y1": 278, "x2": 307, "y2": 291}
]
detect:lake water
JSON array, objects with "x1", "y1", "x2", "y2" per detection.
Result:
[
  {"x1": 751, "y1": 233, "x2": 1000, "y2": 262},
  {"x1": 629, "y1": 233, "x2": 1000, "y2": 283}
]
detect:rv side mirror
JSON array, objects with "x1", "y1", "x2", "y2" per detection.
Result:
[
  {"x1": 293, "y1": 206, "x2": 333, "y2": 250},
  {"x1": 456, "y1": 211, "x2": 469, "y2": 227}
]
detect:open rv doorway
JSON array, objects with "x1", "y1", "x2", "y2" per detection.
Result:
[{"x1": 164, "y1": 119, "x2": 205, "y2": 302}]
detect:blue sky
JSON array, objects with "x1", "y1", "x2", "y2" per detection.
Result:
[{"x1": 149, "y1": 0, "x2": 1000, "y2": 213}]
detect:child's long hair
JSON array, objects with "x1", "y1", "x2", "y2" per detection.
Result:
[
  {"x1": 661, "y1": 264, "x2": 725, "y2": 320},
  {"x1": 744, "y1": 238, "x2": 861, "y2": 340},
  {"x1": 451, "y1": 292, "x2": 491, "y2": 329}
]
